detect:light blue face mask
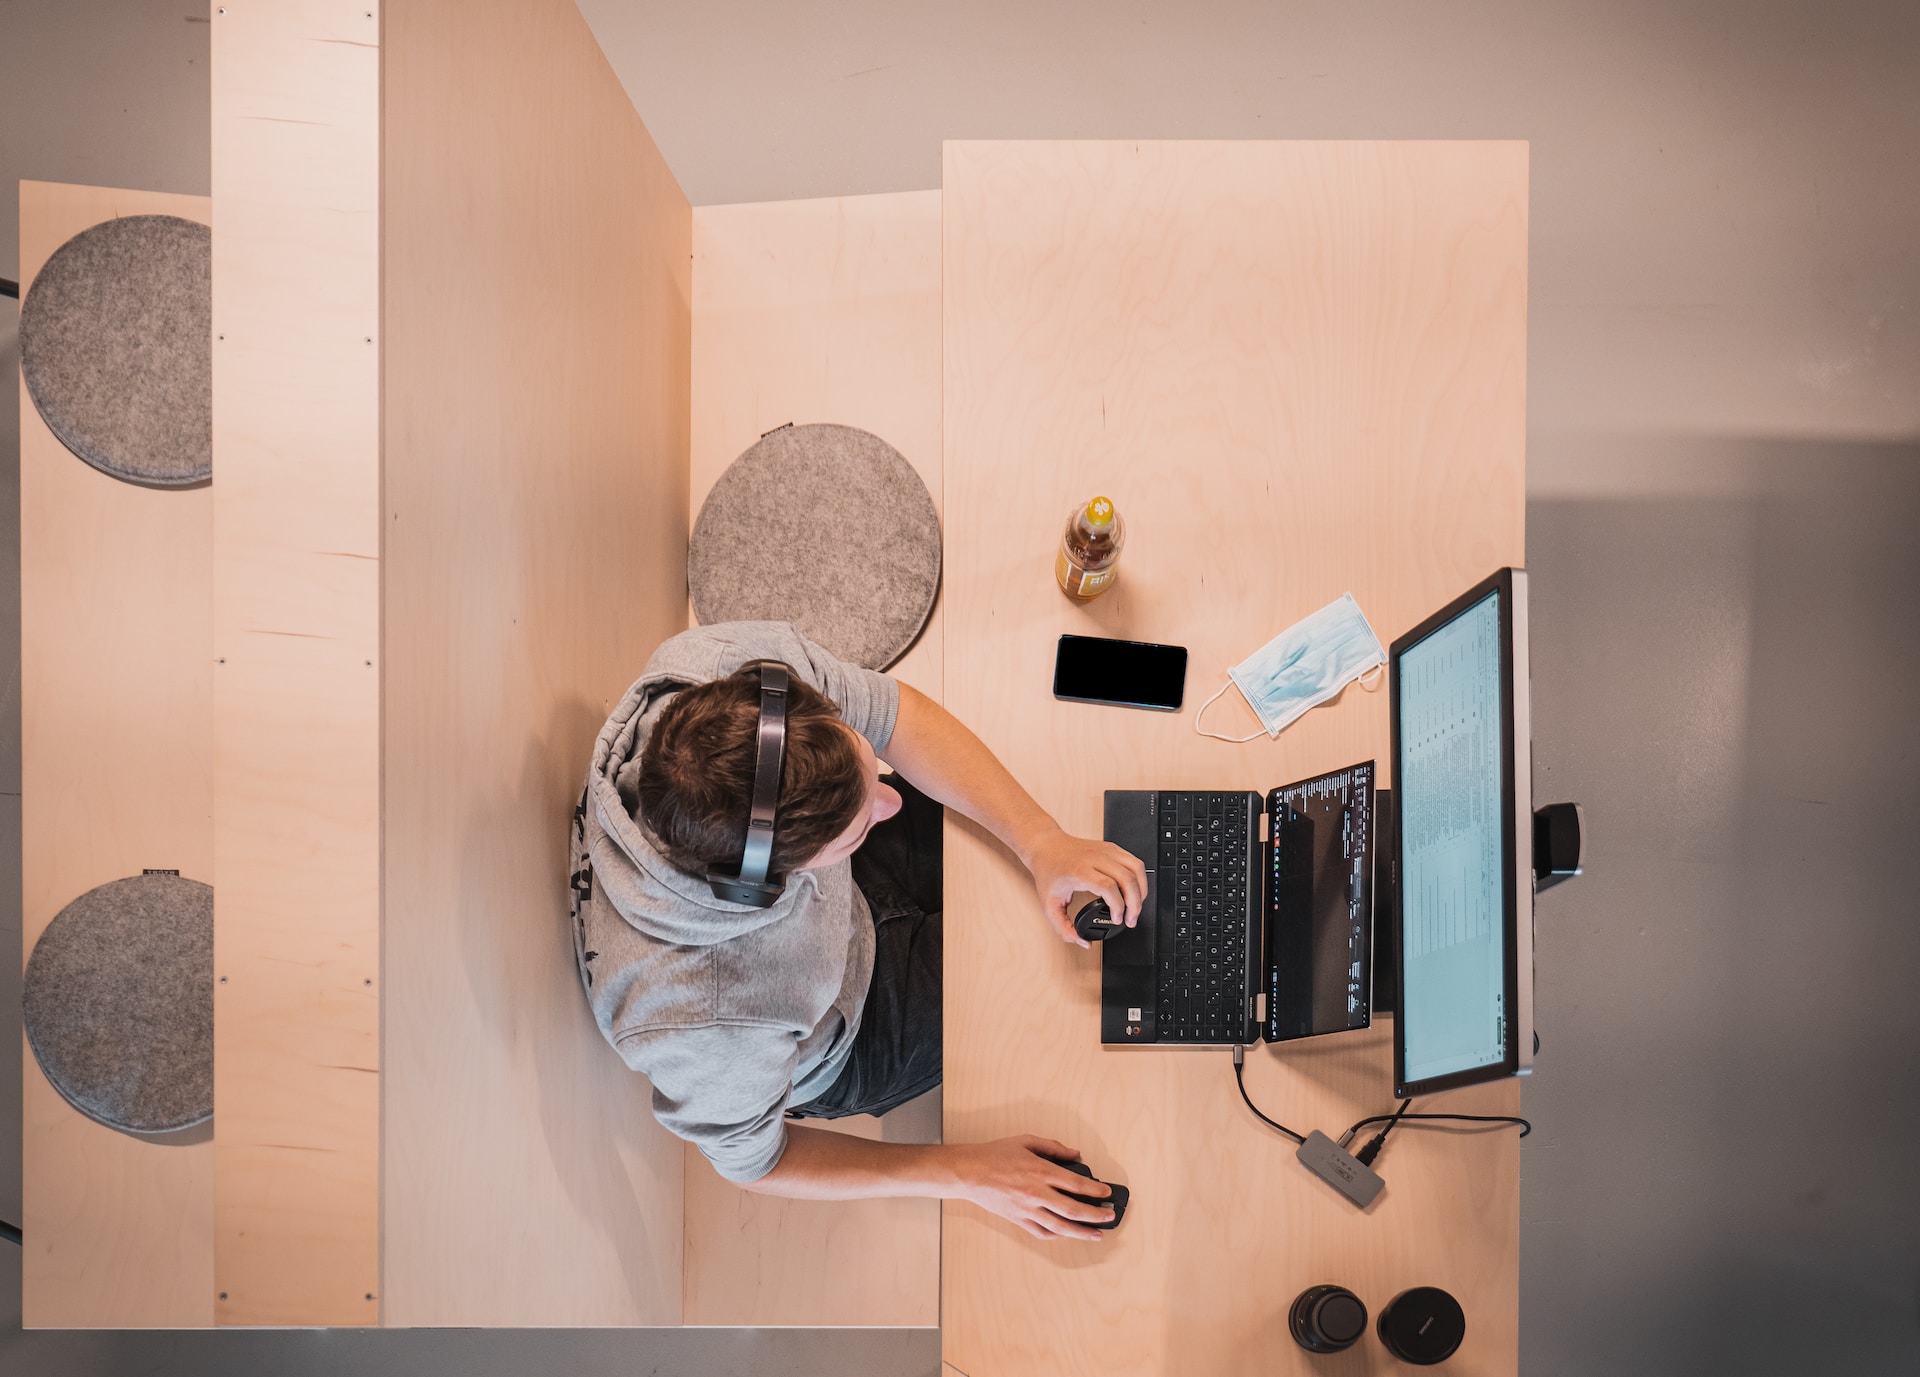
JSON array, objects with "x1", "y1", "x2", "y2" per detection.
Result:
[{"x1": 1195, "y1": 593, "x2": 1387, "y2": 741}]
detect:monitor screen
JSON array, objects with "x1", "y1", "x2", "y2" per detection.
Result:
[{"x1": 1396, "y1": 589, "x2": 1509, "y2": 1085}]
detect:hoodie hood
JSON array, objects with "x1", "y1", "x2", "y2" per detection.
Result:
[{"x1": 582, "y1": 658, "x2": 819, "y2": 949}]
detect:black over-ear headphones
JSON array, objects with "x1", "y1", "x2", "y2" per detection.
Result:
[{"x1": 705, "y1": 660, "x2": 793, "y2": 908}]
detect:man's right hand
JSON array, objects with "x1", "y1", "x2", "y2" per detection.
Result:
[
  {"x1": 741, "y1": 1122, "x2": 1115, "y2": 1241},
  {"x1": 946, "y1": 1134, "x2": 1116, "y2": 1241}
]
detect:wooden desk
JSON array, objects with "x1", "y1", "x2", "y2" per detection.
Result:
[{"x1": 940, "y1": 142, "x2": 1528, "y2": 1376}]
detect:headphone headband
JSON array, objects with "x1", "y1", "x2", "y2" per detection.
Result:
[{"x1": 705, "y1": 661, "x2": 792, "y2": 908}]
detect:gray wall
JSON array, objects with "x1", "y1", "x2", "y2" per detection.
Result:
[
  {"x1": 6, "y1": 1, "x2": 1919, "y2": 1373},
  {"x1": 579, "y1": 0, "x2": 1920, "y2": 438}
]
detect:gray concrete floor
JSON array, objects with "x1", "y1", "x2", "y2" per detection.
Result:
[
  {"x1": 1525, "y1": 443, "x2": 1920, "y2": 1374},
  {"x1": 5, "y1": 2, "x2": 1919, "y2": 1373}
]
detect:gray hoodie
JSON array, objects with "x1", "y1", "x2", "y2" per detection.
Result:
[{"x1": 568, "y1": 622, "x2": 899, "y2": 1182}]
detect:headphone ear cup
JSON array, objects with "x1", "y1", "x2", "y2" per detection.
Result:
[{"x1": 706, "y1": 868, "x2": 787, "y2": 909}]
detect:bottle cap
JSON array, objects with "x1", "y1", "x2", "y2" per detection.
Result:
[{"x1": 1085, "y1": 496, "x2": 1115, "y2": 527}]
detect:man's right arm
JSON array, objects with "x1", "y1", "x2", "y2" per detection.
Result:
[
  {"x1": 629, "y1": 1026, "x2": 1110, "y2": 1239},
  {"x1": 742, "y1": 1124, "x2": 1117, "y2": 1242}
]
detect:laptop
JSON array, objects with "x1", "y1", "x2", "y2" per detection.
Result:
[{"x1": 1099, "y1": 762, "x2": 1380, "y2": 1046}]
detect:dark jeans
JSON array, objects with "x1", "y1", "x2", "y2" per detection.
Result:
[{"x1": 787, "y1": 774, "x2": 943, "y2": 1120}]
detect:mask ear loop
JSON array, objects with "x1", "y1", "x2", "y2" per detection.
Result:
[
  {"x1": 1354, "y1": 660, "x2": 1386, "y2": 690},
  {"x1": 1194, "y1": 682, "x2": 1270, "y2": 742}
]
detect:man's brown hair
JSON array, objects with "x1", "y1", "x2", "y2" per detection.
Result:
[{"x1": 636, "y1": 668, "x2": 869, "y2": 878}]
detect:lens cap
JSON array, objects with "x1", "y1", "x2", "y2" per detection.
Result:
[{"x1": 1377, "y1": 1286, "x2": 1466, "y2": 1365}]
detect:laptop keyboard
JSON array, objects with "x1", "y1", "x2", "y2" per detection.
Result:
[{"x1": 1157, "y1": 792, "x2": 1252, "y2": 1043}]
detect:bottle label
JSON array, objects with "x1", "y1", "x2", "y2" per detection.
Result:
[{"x1": 1056, "y1": 549, "x2": 1117, "y2": 599}]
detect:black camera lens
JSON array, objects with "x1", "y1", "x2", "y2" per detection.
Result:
[{"x1": 1289, "y1": 1284, "x2": 1368, "y2": 1353}]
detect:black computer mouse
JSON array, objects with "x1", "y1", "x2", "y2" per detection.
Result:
[
  {"x1": 1073, "y1": 896, "x2": 1126, "y2": 942},
  {"x1": 1054, "y1": 1157, "x2": 1130, "y2": 1230}
]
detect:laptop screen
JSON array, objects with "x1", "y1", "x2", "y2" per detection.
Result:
[
  {"x1": 1395, "y1": 589, "x2": 1509, "y2": 1084},
  {"x1": 1266, "y1": 762, "x2": 1374, "y2": 1042}
]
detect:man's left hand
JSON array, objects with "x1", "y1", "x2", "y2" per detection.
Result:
[{"x1": 1024, "y1": 827, "x2": 1149, "y2": 948}]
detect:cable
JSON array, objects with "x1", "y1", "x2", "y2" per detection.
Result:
[
  {"x1": 1, "y1": 278, "x2": 19, "y2": 300},
  {"x1": 1351, "y1": 1097, "x2": 1415, "y2": 1166},
  {"x1": 1, "y1": 1219, "x2": 20, "y2": 1246},
  {"x1": 1342, "y1": 1106, "x2": 1533, "y2": 1160},
  {"x1": 1231, "y1": 1045, "x2": 1305, "y2": 1144},
  {"x1": 1231, "y1": 1046, "x2": 1532, "y2": 1160}
]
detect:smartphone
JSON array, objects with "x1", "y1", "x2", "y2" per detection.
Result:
[{"x1": 1053, "y1": 634, "x2": 1189, "y2": 711}]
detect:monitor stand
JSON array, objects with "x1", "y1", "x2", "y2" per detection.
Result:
[{"x1": 1370, "y1": 788, "x2": 1584, "y2": 1019}]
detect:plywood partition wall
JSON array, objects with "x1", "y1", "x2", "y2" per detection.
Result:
[
  {"x1": 684, "y1": 191, "x2": 942, "y2": 1326},
  {"x1": 939, "y1": 141, "x2": 1527, "y2": 1375},
  {"x1": 380, "y1": 0, "x2": 691, "y2": 1326},
  {"x1": 689, "y1": 191, "x2": 945, "y2": 705},
  {"x1": 210, "y1": 2, "x2": 382, "y2": 1326},
  {"x1": 19, "y1": 181, "x2": 215, "y2": 1329}
]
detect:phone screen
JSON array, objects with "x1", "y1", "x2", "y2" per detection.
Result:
[{"x1": 1053, "y1": 635, "x2": 1189, "y2": 711}]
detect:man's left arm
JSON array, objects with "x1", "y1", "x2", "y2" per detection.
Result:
[{"x1": 880, "y1": 682, "x2": 1147, "y2": 947}]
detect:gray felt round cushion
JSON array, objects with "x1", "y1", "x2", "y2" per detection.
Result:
[
  {"x1": 690, "y1": 424, "x2": 941, "y2": 670},
  {"x1": 24, "y1": 873, "x2": 214, "y2": 1134},
  {"x1": 19, "y1": 214, "x2": 212, "y2": 486}
]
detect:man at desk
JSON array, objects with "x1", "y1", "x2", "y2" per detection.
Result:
[{"x1": 571, "y1": 621, "x2": 1143, "y2": 1240}]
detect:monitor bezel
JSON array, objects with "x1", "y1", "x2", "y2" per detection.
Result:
[{"x1": 1388, "y1": 567, "x2": 1527, "y2": 1099}]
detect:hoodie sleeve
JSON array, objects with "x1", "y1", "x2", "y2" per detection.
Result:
[
  {"x1": 647, "y1": 621, "x2": 900, "y2": 756},
  {"x1": 619, "y1": 1021, "x2": 801, "y2": 1183},
  {"x1": 782, "y1": 624, "x2": 900, "y2": 756}
]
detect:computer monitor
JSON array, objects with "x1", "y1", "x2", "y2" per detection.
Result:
[{"x1": 1388, "y1": 567, "x2": 1532, "y2": 1098}]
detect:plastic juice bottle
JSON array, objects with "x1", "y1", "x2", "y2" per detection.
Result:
[{"x1": 1055, "y1": 495, "x2": 1126, "y2": 601}]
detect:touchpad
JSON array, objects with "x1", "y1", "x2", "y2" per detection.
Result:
[{"x1": 1099, "y1": 791, "x2": 1160, "y2": 969}]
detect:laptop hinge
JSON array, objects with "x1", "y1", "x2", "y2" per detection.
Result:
[{"x1": 1258, "y1": 791, "x2": 1274, "y2": 1043}]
